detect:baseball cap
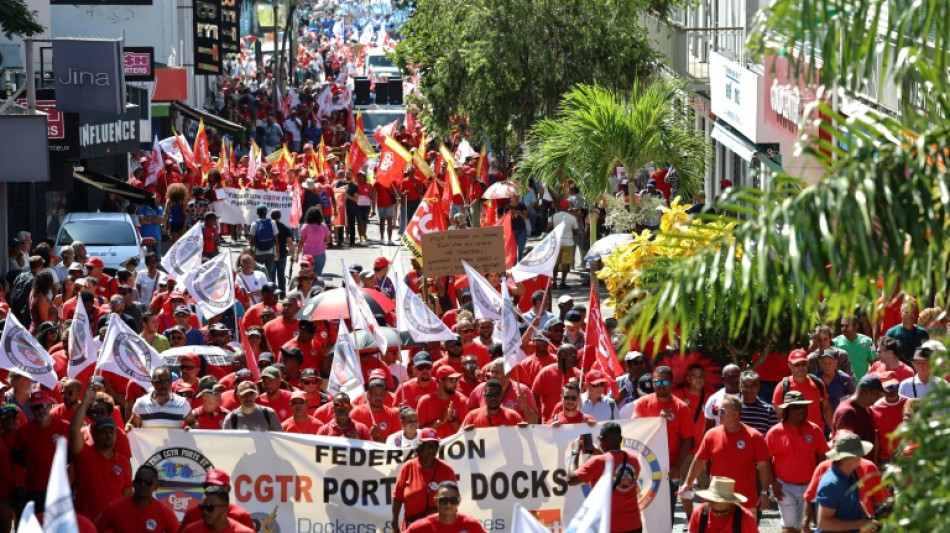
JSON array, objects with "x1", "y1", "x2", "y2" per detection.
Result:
[
  {"x1": 84, "y1": 257, "x2": 105, "y2": 268},
  {"x1": 280, "y1": 346, "x2": 304, "y2": 361},
  {"x1": 92, "y1": 417, "x2": 116, "y2": 431},
  {"x1": 299, "y1": 256, "x2": 313, "y2": 267},
  {"x1": 788, "y1": 349, "x2": 808, "y2": 364},
  {"x1": 261, "y1": 282, "x2": 279, "y2": 294},
  {"x1": 877, "y1": 371, "x2": 899, "y2": 388},
  {"x1": 557, "y1": 295, "x2": 573, "y2": 305},
  {"x1": 413, "y1": 352, "x2": 433, "y2": 367},
  {"x1": 545, "y1": 318, "x2": 565, "y2": 331},
  {"x1": 290, "y1": 390, "x2": 308, "y2": 402},
  {"x1": 88, "y1": 375, "x2": 107, "y2": 388},
  {"x1": 368, "y1": 369, "x2": 388, "y2": 381},
  {"x1": 209, "y1": 323, "x2": 230, "y2": 333},
  {"x1": 914, "y1": 339, "x2": 947, "y2": 360},
  {"x1": 374, "y1": 257, "x2": 390, "y2": 269},
  {"x1": 0, "y1": 404, "x2": 20, "y2": 419},
  {"x1": 30, "y1": 391, "x2": 53, "y2": 407},
  {"x1": 174, "y1": 305, "x2": 191, "y2": 316},
  {"x1": 256, "y1": 204, "x2": 268, "y2": 213},
  {"x1": 236, "y1": 381, "x2": 258, "y2": 396},
  {"x1": 260, "y1": 366, "x2": 281, "y2": 380},
  {"x1": 245, "y1": 327, "x2": 263, "y2": 337},
  {"x1": 204, "y1": 468, "x2": 231, "y2": 488},
  {"x1": 857, "y1": 374, "x2": 884, "y2": 392},
  {"x1": 564, "y1": 310, "x2": 582, "y2": 327},
  {"x1": 435, "y1": 366, "x2": 462, "y2": 380},
  {"x1": 258, "y1": 352, "x2": 275, "y2": 363},
  {"x1": 67, "y1": 262, "x2": 84, "y2": 272},
  {"x1": 298, "y1": 320, "x2": 315, "y2": 332},
  {"x1": 418, "y1": 428, "x2": 440, "y2": 443},
  {"x1": 233, "y1": 369, "x2": 254, "y2": 383},
  {"x1": 177, "y1": 353, "x2": 200, "y2": 366},
  {"x1": 818, "y1": 349, "x2": 837, "y2": 359},
  {"x1": 586, "y1": 370, "x2": 608, "y2": 384},
  {"x1": 348, "y1": 263, "x2": 363, "y2": 274},
  {"x1": 625, "y1": 351, "x2": 646, "y2": 363}
]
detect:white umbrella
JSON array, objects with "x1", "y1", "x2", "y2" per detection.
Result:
[
  {"x1": 584, "y1": 233, "x2": 634, "y2": 262},
  {"x1": 482, "y1": 180, "x2": 520, "y2": 200}
]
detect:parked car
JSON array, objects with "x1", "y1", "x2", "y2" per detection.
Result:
[{"x1": 54, "y1": 212, "x2": 154, "y2": 273}]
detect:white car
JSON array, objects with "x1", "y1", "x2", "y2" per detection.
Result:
[
  {"x1": 365, "y1": 50, "x2": 402, "y2": 80},
  {"x1": 54, "y1": 212, "x2": 154, "y2": 273}
]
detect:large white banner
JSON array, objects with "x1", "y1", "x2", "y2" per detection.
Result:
[
  {"x1": 128, "y1": 419, "x2": 670, "y2": 532},
  {"x1": 213, "y1": 187, "x2": 293, "y2": 225}
]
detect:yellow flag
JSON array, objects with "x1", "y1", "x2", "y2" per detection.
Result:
[
  {"x1": 266, "y1": 149, "x2": 284, "y2": 164},
  {"x1": 439, "y1": 143, "x2": 462, "y2": 196}
]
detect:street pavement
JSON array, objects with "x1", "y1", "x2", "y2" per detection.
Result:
[{"x1": 222, "y1": 216, "x2": 784, "y2": 531}]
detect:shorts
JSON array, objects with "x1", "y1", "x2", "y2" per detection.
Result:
[
  {"x1": 682, "y1": 453, "x2": 710, "y2": 488},
  {"x1": 169, "y1": 220, "x2": 185, "y2": 233},
  {"x1": 557, "y1": 245, "x2": 574, "y2": 267},
  {"x1": 378, "y1": 206, "x2": 394, "y2": 219},
  {"x1": 357, "y1": 205, "x2": 371, "y2": 223},
  {"x1": 775, "y1": 479, "x2": 808, "y2": 528}
]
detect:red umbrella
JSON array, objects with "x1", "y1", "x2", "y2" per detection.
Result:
[{"x1": 296, "y1": 287, "x2": 395, "y2": 322}]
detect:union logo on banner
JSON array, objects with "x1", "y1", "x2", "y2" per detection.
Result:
[
  {"x1": 379, "y1": 151, "x2": 395, "y2": 172},
  {"x1": 114, "y1": 333, "x2": 153, "y2": 382},
  {"x1": 69, "y1": 310, "x2": 90, "y2": 367},
  {"x1": 3, "y1": 329, "x2": 53, "y2": 375},
  {"x1": 519, "y1": 225, "x2": 560, "y2": 268},
  {"x1": 162, "y1": 223, "x2": 203, "y2": 277},
  {"x1": 401, "y1": 289, "x2": 442, "y2": 335},
  {"x1": 144, "y1": 447, "x2": 215, "y2": 520},
  {"x1": 192, "y1": 262, "x2": 232, "y2": 311}
]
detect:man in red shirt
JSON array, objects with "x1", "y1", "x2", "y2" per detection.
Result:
[
  {"x1": 462, "y1": 379, "x2": 524, "y2": 428},
  {"x1": 673, "y1": 364, "x2": 708, "y2": 517},
  {"x1": 395, "y1": 352, "x2": 439, "y2": 408},
  {"x1": 458, "y1": 320, "x2": 491, "y2": 368},
  {"x1": 351, "y1": 376, "x2": 402, "y2": 441},
  {"x1": 391, "y1": 428, "x2": 456, "y2": 533},
  {"x1": 281, "y1": 391, "x2": 324, "y2": 434},
  {"x1": 85, "y1": 257, "x2": 119, "y2": 299},
  {"x1": 457, "y1": 355, "x2": 480, "y2": 398},
  {"x1": 256, "y1": 366, "x2": 293, "y2": 421},
  {"x1": 417, "y1": 367, "x2": 469, "y2": 439},
  {"x1": 191, "y1": 378, "x2": 229, "y2": 430},
  {"x1": 281, "y1": 320, "x2": 327, "y2": 375},
  {"x1": 178, "y1": 469, "x2": 254, "y2": 531},
  {"x1": 548, "y1": 383, "x2": 596, "y2": 425},
  {"x1": 514, "y1": 336, "x2": 556, "y2": 387},
  {"x1": 95, "y1": 464, "x2": 180, "y2": 533},
  {"x1": 568, "y1": 421, "x2": 643, "y2": 532},
  {"x1": 180, "y1": 486, "x2": 255, "y2": 533},
  {"x1": 765, "y1": 391, "x2": 830, "y2": 532},
  {"x1": 263, "y1": 292, "x2": 300, "y2": 354},
  {"x1": 773, "y1": 349, "x2": 834, "y2": 431},
  {"x1": 687, "y1": 477, "x2": 759, "y2": 533},
  {"x1": 12, "y1": 391, "x2": 70, "y2": 512},
  {"x1": 69, "y1": 388, "x2": 133, "y2": 521},
  {"x1": 316, "y1": 393, "x2": 372, "y2": 439},
  {"x1": 532, "y1": 344, "x2": 582, "y2": 422},
  {"x1": 240, "y1": 282, "x2": 281, "y2": 331},
  {"x1": 432, "y1": 335, "x2": 465, "y2": 375},
  {"x1": 682, "y1": 394, "x2": 776, "y2": 514},
  {"x1": 870, "y1": 372, "x2": 906, "y2": 463},
  {"x1": 49, "y1": 378, "x2": 82, "y2": 424},
  {"x1": 468, "y1": 358, "x2": 539, "y2": 423}
]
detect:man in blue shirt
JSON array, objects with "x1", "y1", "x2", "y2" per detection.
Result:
[
  {"x1": 815, "y1": 433, "x2": 881, "y2": 533},
  {"x1": 136, "y1": 196, "x2": 164, "y2": 256}
]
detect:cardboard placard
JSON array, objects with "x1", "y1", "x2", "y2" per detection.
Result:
[{"x1": 421, "y1": 226, "x2": 505, "y2": 277}]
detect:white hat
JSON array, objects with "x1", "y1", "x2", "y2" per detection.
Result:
[
  {"x1": 302, "y1": 178, "x2": 316, "y2": 190},
  {"x1": 557, "y1": 295, "x2": 573, "y2": 305},
  {"x1": 695, "y1": 477, "x2": 748, "y2": 504}
]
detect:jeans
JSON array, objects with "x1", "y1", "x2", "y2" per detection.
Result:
[
  {"x1": 345, "y1": 203, "x2": 358, "y2": 244},
  {"x1": 514, "y1": 228, "x2": 527, "y2": 260},
  {"x1": 256, "y1": 253, "x2": 276, "y2": 283},
  {"x1": 313, "y1": 253, "x2": 327, "y2": 276},
  {"x1": 273, "y1": 254, "x2": 287, "y2": 293}
]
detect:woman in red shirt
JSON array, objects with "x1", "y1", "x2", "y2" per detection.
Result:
[
  {"x1": 404, "y1": 482, "x2": 486, "y2": 533},
  {"x1": 391, "y1": 428, "x2": 456, "y2": 533}
]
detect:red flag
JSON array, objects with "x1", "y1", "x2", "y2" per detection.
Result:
[
  {"x1": 405, "y1": 111, "x2": 416, "y2": 133},
  {"x1": 375, "y1": 136, "x2": 412, "y2": 188},
  {"x1": 495, "y1": 212, "x2": 517, "y2": 269},
  {"x1": 349, "y1": 129, "x2": 376, "y2": 173},
  {"x1": 401, "y1": 180, "x2": 447, "y2": 265},
  {"x1": 174, "y1": 130, "x2": 197, "y2": 171},
  {"x1": 355, "y1": 110, "x2": 364, "y2": 132},
  {"x1": 372, "y1": 119, "x2": 399, "y2": 146},
  {"x1": 477, "y1": 144, "x2": 489, "y2": 182},
  {"x1": 144, "y1": 135, "x2": 162, "y2": 187},
  {"x1": 290, "y1": 175, "x2": 303, "y2": 226},
  {"x1": 240, "y1": 326, "x2": 261, "y2": 381},
  {"x1": 583, "y1": 284, "x2": 623, "y2": 379},
  {"x1": 192, "y1": 120, "x2": 212, "y2": 176}
]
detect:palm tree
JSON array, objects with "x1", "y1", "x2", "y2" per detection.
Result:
[{"x1": 516, "y1": 81, "x2": 709, "y2": 202}]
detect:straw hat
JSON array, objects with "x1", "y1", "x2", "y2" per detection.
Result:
[{"x1": 695, "y1": 477, "x2": 748, "y2": 504}]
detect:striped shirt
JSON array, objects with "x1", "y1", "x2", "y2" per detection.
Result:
[
  {"x1": 133, "y1": 393, "x2": 191, "y2": 428},
  {"x1": 740, "y1": 399, "x2": 778, "y2": 436}
]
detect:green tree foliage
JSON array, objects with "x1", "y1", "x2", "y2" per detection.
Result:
[
  {"x1": 391, "y1": 0, "x2": 684, "y2": 149},
  {"x1": 0, "y1": 0, "x2": 44, "y2": 40},
  {"x1": 516, "y1": 81, "x2": 708, "y2": 202}
]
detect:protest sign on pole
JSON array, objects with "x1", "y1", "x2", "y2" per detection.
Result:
[
  {"x1": 421, "y1": 227, "x2": 506, "y2": 278},
  {"x1": 161, "y1": 222, "x2": 203, "y2": 279},
  {"x1": 499, "y1": 281, "x2": 526, "y2": 374},
  {"x1": 402, "y1": 180, "x2": 446, "y2": 265},
  {"x1": 97, "y1": 316, "x2": 166, "y2": 389},
  {"x1": 0, "y1": 313, "x2": 58, "y2": 390},
  {"x1": 67, "y1": 299, "x2": 97, "y2": 379},
  {"x1": 342, "y1": 260, "x2": 388, "y2": 356},
  {"x1": 462, "y1": 260, "x2": 503, "y2": 321},
  {"x1": 395, "y1": 274, "x2": 457, "y2": 343},
  {"x1": 181, "y1": 252, "x2": 235, "y2": 320},
  {"x1": 212, "y1": 187, "x2": 293, "y2": 225},
  {"x1": 510, "y1": 221, "x2": 565, "y2": 282},
  {"x1": 328, "y1": 319, "x2": 364, "y2": 398}
]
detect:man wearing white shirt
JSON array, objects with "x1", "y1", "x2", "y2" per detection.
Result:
[
  {"x1": 703, "y1": 364, "x2": 741, "y2": 430},
  {"x1": 899, "y1": 340, "x2": 945, "y2": 399}
]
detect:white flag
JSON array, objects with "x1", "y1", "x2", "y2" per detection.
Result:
[
  {"x1": 16, "y1": 502, "x2": 42, "y2": 533},
  {"x1": 161, "y1": 222, "x2": 204, "y2": 279},
  {"x1": 158, "y1": 135, "x2": 184, "y2": 164},
  {"x1": 454, "y1": 138, "x2": 476, "y2": 163},
  {"x1": 510, "y1": 221, "x2": 566, "y2": 282},
  {"x1": 328, "y1": 320, "x2": 365, "y2": 399},
  {"x1": 144, "y1": 135, "x2": 163, "y2": 187},
  {"x1": 511, "y1": 504, "x2": 552, "y2": 533},
  {"x1": 97, "y1": 316, "x2": 166, "y2": 389},
  {"x1": 67, "y1": 299, "x2": 97, "y2": 379},
  {"x1": 43, "y1": 438, "x2": 78, "y2": 533},
  {"x1": 359, "y1": 23, "x2": 375, "y2": 44},
  {"x1": 462, "y1": 261, "x2": 502, "y2": 320},
  {"x1": 395, "y1": 270, "x2": 456, "y2": 343},
  {"x1": 181, "y1": 252, "x2": 235, "y2": 320},
  {"x1": 566, "y1": 455, "x2": 613, "y2": 533},
  {"x1": 0, "y1": 314, "x2": 58, "y2": 390},
  {"x1": 342, "y1": 260, "x2": 388, "y2": 355},
  {"x1": 499, "y1": 281, "x2": 527, "y2": 374}
]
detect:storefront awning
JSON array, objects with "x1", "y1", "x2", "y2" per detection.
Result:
[
  {"x1": 170, "y1": 101, "x2": 244, "y2": 135},
  {"x1": 73, "y1": 171, "x2": 152, "y2": 202},
  {"x1": 711, "y1": 123, "x2": 758, "y2": 162}
]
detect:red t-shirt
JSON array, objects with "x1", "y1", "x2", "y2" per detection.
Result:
[
  {"x1": 634, "y1": 394, "x2": 693, "y2": 461},
  {"x1": 460, "y1": 343, "x2": 491, "y2": 369},
  {"x1": 351, "y1": 405, "x2": 402, "y2": 441},
  {"x1": 241, "y1": 302, "x2": 282, "y2": 331},
  {"x1": 574, "y1": 450, "x2": 642, "y2": 532},
  {"x1": 81, "y1": 424, "x2": 132, "y2": 458},
  {"x1": 316, "y1": 418, "x2": 372, "y2": 440},
  {"x1": 257, "y1": 390, "x2": 293, "y2": 421},
  {"x1": 263, "y1": 319, "x2": 298, "y2": 356},
  {"x1": 404, "y1": 513, "x2": 486, "y2": 533},
  {"x1": 359, "y1": 356, "x2": 395, "y2": 391},
  {"x1": 13, "y1": 419, "x2": 70, "y2": 490},
  {"x1": 765, "y1": 421, "x2": 830, "y2": 484},
  {"x1": 72, "y1": 446, "x2": 133, "y2": 520},
  {"x1": 96, "y1": 495, "x2": 180, "y2": 533},
  {"x1": 546, "y1": 410, "x2": 595, "y2": 425},
  {"x1": 432, "y1": 357, "x2": 463, "y2": 376},
  {"x1": 281, "y1": 416, "x2": 324, "y2": 434},
  {"x1": 695, "y1": 424, "x2": 770, "y2": 509},
  {"x1": 191, "y1": 407, "x2": 229, "y2": 430},
  {"x1": 0, "y1": 435, "x2": 20, "y2": 500},
  {"x1": 804, "y1": 458, "x2": 890, "y2": 509},
  {"x1": 870, "y1": 397, "x2": 907, "y2": 460},
  {"x1": 180, "y1": 518, "x2": 255, "y2": 533},
  {"x1": 466, "y1": 381, "x2": 538, "y2": 420},
  {"x1": 531, "y1": 365, "x2": 582, "y2": 422},
  {"x1": 417, "y1": 393, "x2": 470, "y2": 439},
  {"x1": 687, "y1": 503, "x2": 758, "y2": 533},
  {"x1": 673, "y1": 388, "x2": 707, "y2": 454},
  {"x1": 393, "y1": 459, "x2": 456, "y2": 525},
  {"x1": 395, "y1": 378, "x2": 440, "y2": 409},
  {"x1": 282, "y1": 338, "x2": 324, "y2": 372},
  {"x1": 772, "y1": 376, "x2": 829, "y2": 429},
  {"x1": 179, "y1": 503, "x2": 254, "y2": 532},
  {"x1": 515, "y1": 353, "x2": 557, "y2": 388},
  {"x1": 868, "y1": 361, "x2": 915, "y2": 383},
  {"x1": 374, "y1": 182, "x2": 396, "y2": 208},
  {"x1": 461, "y1": 407, "x2": 523, "y2": 428}
]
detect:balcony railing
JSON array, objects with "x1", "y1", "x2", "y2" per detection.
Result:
[{"x1": 642, "y1": 12, "x2": 745, "y2": 85}]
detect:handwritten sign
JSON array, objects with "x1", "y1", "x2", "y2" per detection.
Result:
[{"x1": 421, "y1": 227, "x2": 505, "y2": 278}]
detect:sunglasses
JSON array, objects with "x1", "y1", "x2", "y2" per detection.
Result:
[
  {"x1": 437, "y1": 496, "x2": 460, "y2": 506},
  {"x1": 152, "y1": 379, "x2": 172, "y2": 386},
  {"x1": 180, "y1": 392, "x2": 195, "y2": 399},
  {"x1": 88, "y1": 408, "x2": 108, "y2": 417},
  {"x1": 133, "y1": 477, "x2": 154, "y2": 486},
  {"x1": 653, "y1": 379, "x2": 672, "y2": 386},
  {"x1": 458, "y1": 328, "x2": 474, "y2": 333},
  {"x1": 589, "y1": 383, "x2": 605, "y2": 388},
  {"x1": 301, "y1": 379, "x2": 320, "y2": 385},
  {"x1": 180, "y1": 366, "x2": 198, "y2": 371},
  {"x1": 484, "y1": 392, "x2": 501, "y2": 398},
  {"x1": 198, "y1": 503, "x2": 228, "y2": 512},
  {"x1": 333, "y1": 402, "x2": 352, "y2": 409},
  {"x1": 416, "y1": 365, "x2": 432, "y2": 371},
  {"x1": 562, "y1": 395, "x2": 579, "y2": 401}
]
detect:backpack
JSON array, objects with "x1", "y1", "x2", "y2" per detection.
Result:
[
  {"x1": 10, "y1": 271, "x2": 34, "y2": 328},
  {"x1": 781, "y1": 374, "x2": 826, "y2": 398},
  {"x1": 253, "y1": 218, "x2": 276, "y2": 253},
  {"x1": 230, "y1": 406, "x2": 272, "y2": 429},
  {"x1": 698, "y1": 503, "x2": 743, "y2": 533}
]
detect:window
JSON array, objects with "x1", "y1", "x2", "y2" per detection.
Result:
[{"x1": 57, "y1": 221, "x2": 137, "y2": 247}]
